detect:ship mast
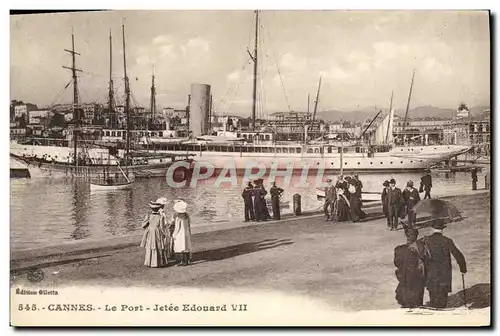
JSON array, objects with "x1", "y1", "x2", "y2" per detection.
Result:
[
  {"x1": 108, "y1": 30, "x2": 115, "y2": 128},
  {"x1": 402, "y1": 70, "x2": 416, "y2": 132},
  {"x1": 150, "y1": 67, "x2": 156, "y2": 129},
  {"x1": 63, "y1": 32, "x2": 82, "y2": 167},
  {"x1": 247, "y1": 10, "x2": 259, "y2": 131},
  {"x1": 385, "y1": 90, "x2": 394, "y2": 144},
  {"x1": 122, "y1": 23, "x2": 131, "y2": 170},
  {"x1": 312, "y1": 77, "x2": 322, "y2": 125}
]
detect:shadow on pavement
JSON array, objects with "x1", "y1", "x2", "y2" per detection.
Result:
[
  {"x1": 447, "y1": 283, "x2": 491, "y2": 309},
  {"x1": 193, "y1": 238, "x2": 294, "y2": 263}
]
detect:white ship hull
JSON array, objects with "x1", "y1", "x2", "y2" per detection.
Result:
[
  {"x1": 11, "y1": 142, "x2": 470, "y2": 174},
  {"x1": 156, "y1": 145, "x2": 470, "y2": 173},
  {"x1": 10, "y1": 142, "x2": 191, "y2": 179}
]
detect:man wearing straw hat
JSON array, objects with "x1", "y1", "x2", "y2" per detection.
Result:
[{"x1": 418, "y1": 219, "x2": 467, "y2": 308}]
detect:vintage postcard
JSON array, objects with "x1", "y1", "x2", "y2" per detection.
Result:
[{"x1": 9, "y1": 9, "x2": 491, "y2": 327}]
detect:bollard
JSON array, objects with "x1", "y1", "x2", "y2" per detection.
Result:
[{"x1": 293, "y1": 193, "x2": 302, "y2": 216}]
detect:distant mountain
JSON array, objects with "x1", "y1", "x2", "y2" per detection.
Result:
[{"x1": 315, "y1": 105, "x2": 490, "y2": 123}]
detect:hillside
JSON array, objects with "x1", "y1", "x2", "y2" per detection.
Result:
[{"x1": 315, "y1": 105, "x2": 489, "y2": 123}]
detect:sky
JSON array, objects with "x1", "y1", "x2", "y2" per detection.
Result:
[{"x1": 10, "y1": 10, "x2": 490, "y2": 117}]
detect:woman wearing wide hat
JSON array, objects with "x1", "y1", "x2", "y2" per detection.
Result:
[
  {"x1": 140, "y1": 198, "x2": 171, "y2": 268},
  {"x1": 171, "y1": 200, "x2": 192, "y2": 266}
]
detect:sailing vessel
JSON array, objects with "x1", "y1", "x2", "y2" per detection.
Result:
[
  {"x1": 90, "y1": 24, "x2": 135, "y2": 191},
  {"x1": 10, "y1": 29, "x2": 194, "y2": 179},
  {"x1": 128, "y1": 11, "x2": 470, "y2": 173}
]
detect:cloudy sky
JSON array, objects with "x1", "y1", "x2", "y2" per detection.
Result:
[{"x1": 10, "y1": 10, "x2": 490, "y2": 116}]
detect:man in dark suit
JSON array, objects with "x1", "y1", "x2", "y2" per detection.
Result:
[
  {"x1": 324, "y1": 177, "x2": 336, "y2": 221},
  {"x1": 353, "y1": 174, "x2": 363, "y2": 200},
  {"x1": 403, "y1": 180, "x2": 421, "y2": 228},
  {"x1": 387, "y1": 178, "x2": 403, "y2": 231},
  {"x1": 381, "y1": 180, "x2": 390, "y2": 228},
  {"x1": 420, "y1": 169, "x2": 433, "y2": 199},
  {"x1": 241, "y1": 182, "x2": 255, "y2": 222},
  {"x1": 419, "y1": 219, "x2": 467, "y2": 308},
  {"x1": 394, "y1": 228, "x2": 426, "y2": 308},
  {"x1": 270, "y1": 181, "x2": 284, "y2": 220}
]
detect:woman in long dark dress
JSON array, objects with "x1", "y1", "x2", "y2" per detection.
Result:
[
  {"x1": 394, "y1": 228, "x2": 426, "y2": 308},
  {"x1": 334, "y1": 179, "x2": 351, "y2": 222},
  {"x1": 348, "y1": 179, "x2": 366, "y2": 222}
]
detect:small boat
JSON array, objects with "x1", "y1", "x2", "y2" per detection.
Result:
[
  {"x1": 265, "y1": 198, "x2": 290, "y2": 210},
  {"x1": 316, "y1": 187, "x2": 381, "y2": 202},
  {"x1": 90, "y1": 180, "x2": 134, "y2": 191},
  {"x1": 90, "y1": 165, "x2": 134, "y2": 191}
]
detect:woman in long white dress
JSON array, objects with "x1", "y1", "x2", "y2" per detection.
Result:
[
  {"x1": 171, "y1": 200, "x2": 192, "y2": 266},
  {"x1": 140, "y1": 199, "x2": 170, "y2": 267}
]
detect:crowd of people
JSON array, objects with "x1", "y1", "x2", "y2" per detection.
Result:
[
  {"x1": 323, "y1": 174, "x2": 366, "y2": 223},
  {"x1": 140, "y1": 197, "x2": 192, "y2": 268},
  {"x1": 139, "y1": 169, "x2": 470, "y2": 310},
  {"x1": 381, "y1": 169, "x2": 433, "y2": 230},
  {"x1": 241, "y1": 179, "x2": 284, "y2": 222}
]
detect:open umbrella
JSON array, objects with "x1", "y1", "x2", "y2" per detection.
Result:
[{"x1": 411, "y1": 199, "x2": 463, "y2": 222}]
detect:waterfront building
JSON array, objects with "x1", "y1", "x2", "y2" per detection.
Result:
[
  {"x1": 28, "y1": 109, "x2": 51, "y2": 125},
  {"x1": 267, "y1": 111, "x2": 321, "y2": 142}
]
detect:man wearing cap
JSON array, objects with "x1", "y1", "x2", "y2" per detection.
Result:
[
  {"x1": 353, "y1": 174, "x2": 363, "y2": 200},
  {"x1": 418, "y1": 219, "x2": 467, "y2": 308},
  {"x1": 420, "y1": 169, "x2": 433, "y2": 199},
  {"x1": 324, "y1": 177, "x2": 336, "y2": 221},
  {"x1": 387, "y1": 179, "x2": 403, "y2": 231},
  {"x1": 394, "y1": 228, "x2": 426, "y2": 308},
  {"x1": 382, "y1": 180, "x2": 390, "y2": 228},
  {"x1": 270, "y1": 181, "x2": 284, "y2": 220},
  {"x1": 242, "y1": 182, "x2": 255, "y2": 222},
  {"x1": 403, "y1": 181, "x2": 420, "y2": 228}
]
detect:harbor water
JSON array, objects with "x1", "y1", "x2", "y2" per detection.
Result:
[{"x1": 10, "y1": 169, "x2": 489, "y2": 250}]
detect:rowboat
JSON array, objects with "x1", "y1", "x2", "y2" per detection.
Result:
[
  {"x1": 316, "y1": 188, "x2": 381, "y2": 202},
  {"x1": 90, "y1": 165, "x2": 134, "y2": 191},
  {"x1": 90, "y1": 180, "x2": 134, "y2": 191}
]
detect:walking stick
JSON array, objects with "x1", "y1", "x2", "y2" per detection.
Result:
[{"x1": 461, "y1": 273, "x2": 467, "y2": 308}]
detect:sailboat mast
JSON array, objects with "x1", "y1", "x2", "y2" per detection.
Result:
[
  {"x1": 385, "y1": 90, "x2": 394, "y2": 143},
  {"x1": 63, "y1": 32, "x2": 82, "y2": 167},
  {"x1": 307, "y1": 94, "x2": 310, "y2": 114},
  {"x1": 402, "y1": 70, "x2": 416, "y2": 131},
  {"x1": 150, "y1": 68, "x2": 156, "y2": 128},
  {"x1": 251, "y1": 10, "x2": 259, "y2": 131},
  {"x1": 122, "y1": 23, "x2": 131, "y2": 164},
  {"x1": 108, "y1": 30, "x2": 115, "y2": 128},
  {"x1": 312, "y1": 77, "x2": 322, "y2": 125}
]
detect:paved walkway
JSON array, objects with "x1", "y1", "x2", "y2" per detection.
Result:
[{"x1": 11, "y1": 193, "x2": 491, "y2": 313}]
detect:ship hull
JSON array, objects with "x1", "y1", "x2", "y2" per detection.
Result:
[
  {"x1": 157, "y1": 145, "x2": 470, "y2": 172},
  {"x1": 11, "y1": 142, "x2": 470, "y2": 175},
  {"x1": 10, "y1": 153, "x2": 174, "y2": 179}
]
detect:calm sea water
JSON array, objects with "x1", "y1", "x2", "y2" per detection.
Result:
[{"x1": 10, "y1": 169, "x2": 488, "y2": 250}]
